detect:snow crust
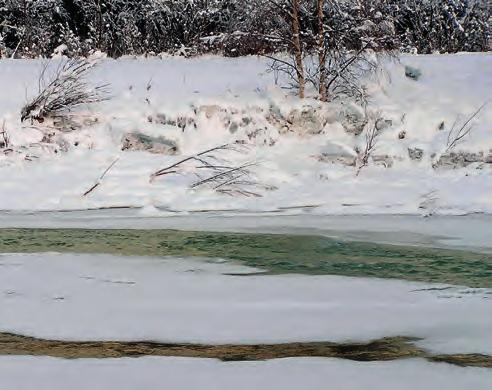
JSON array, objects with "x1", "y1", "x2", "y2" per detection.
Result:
[
  {"x1": 1, "y1": 253, "x2": 490, "y2": 355},
  {"x1": 0, "y1": 54, "x2": 491, "y2": 214},
  {"x1": 1, "y1": 356, "x2": 491, "y2": 390}
]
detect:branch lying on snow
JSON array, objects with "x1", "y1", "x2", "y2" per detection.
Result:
[
  {"x1": 419, "y1": 190, "x2": 439, "y2": 218},
  {"x1": 150, "y1": 144, "x2": 233, "y2": 180},
  {"x1": 150, "y1": 143, "x2": 265, "y2": 197},
  {"x1": 21, "y1": 58, "x2": 110, "y2": 123},
  {"x1": 83, "y1": 157, "x2": 120, "y2": 197},
  {"x1": 445, "y1": 103, "x2": 487, "y2": 153}
]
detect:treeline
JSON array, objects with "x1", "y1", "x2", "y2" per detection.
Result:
[{"x1": 0, "y1": 0, "x2": 490, "y2": 58}]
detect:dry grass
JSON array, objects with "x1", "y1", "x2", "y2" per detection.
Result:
[
  {"x1": 21, "y1": 58, "x2": 109, "y2": 124},
  {"x1": 0, "y1": 332, "x2": 490, "y2": 367},
  {"x1": 0, "y1": 333, "x2": 421, "y2": 361}
]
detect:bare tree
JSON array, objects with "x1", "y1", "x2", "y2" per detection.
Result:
[
  {"x1": 266, "y1": 0, "x2": 306, "y2": 98},
  {"x1": 291, "y1": 0, "x2": 305, "y2": 98},
  {"x1": 266, "y1": 0, "x2": 394, "y2": 104},
  {"x1": 317, "y1": 0, "x2": 327, "y2": 101}
]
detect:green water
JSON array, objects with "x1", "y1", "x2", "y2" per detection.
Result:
[{"x1": 1, "y1": 228, "x2": 491, "y2": 287}]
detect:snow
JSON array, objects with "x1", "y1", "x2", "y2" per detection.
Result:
[
  {"x1": 1, "y1": 356, "x2": 491, "y2": 390},
  {"x1": 0, "y1": 252, "x2": 490, "y2": 355},
  {"x1": 0, "y1": 53, "x2": 491, "y2": 214},
  {"x1": 1, "y1": 52, "x2": 490, "y2": 389}
]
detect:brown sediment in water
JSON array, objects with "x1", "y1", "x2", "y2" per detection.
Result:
[{"x1": 0, "y1": 333, "x2": 490, "y2": 368}]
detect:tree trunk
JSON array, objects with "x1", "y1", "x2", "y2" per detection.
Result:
[
  {"x1": 96, "y1": 0, "x2": 103, "y2": 50},
  {"x1": 317, "y1": 0, "x2": 327, "y2": 101},
  {"x1": 291, "y1": 0, "x2": 305, "y2": 98}
]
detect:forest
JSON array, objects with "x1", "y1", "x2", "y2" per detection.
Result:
[{"x1": 0, "y1": 0, "x2": 490, "y2": 58}]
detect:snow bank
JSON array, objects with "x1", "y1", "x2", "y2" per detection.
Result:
[
  {"x1": 1, "y1": 253, "x2": 490, "y2": 355},
  {"x1": 1, "y1": 356, "x2": 491, "y2": 390},
  {"x1": 0, "y1": 54, "x2": 491, "y2": 214}
]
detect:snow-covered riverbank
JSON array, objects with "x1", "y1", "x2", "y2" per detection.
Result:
[{"x1": 0, "y1": 54, "x2": 491, "y2": 214}]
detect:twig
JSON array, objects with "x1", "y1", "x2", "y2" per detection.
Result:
[
  {"x1": 445, "y1": 103, "x2": 487, "y2": 152},
  {"x1": 0, "y1": 120, "x2": 9, "y2": 149},
  {"x1": 150, "y1": 143, "x2": 263, "y2": 197},
  {"x1": 356, "y1": 118, "x2": 381, "y2": 176},
  {"x1": 150, "y1": 143, "x2": 243, "y2": 180},
  {"x1": 83, "y1": 157, "x2": 120, "y2": 197},
  {"x1": 190, "y1": 163, "x2": 257, "y2": 189}
]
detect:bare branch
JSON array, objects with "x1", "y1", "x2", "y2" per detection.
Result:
[
  {"x1": 150, "y1": 143, "x2": 264, "y2": 197},
  {"x1": 445, "y1": 103, "x2": 487, "y2": 152},
  {"x1": 0, "y1": 120, "x2": 10, "y2": 150},
  {"x1": 83, "y1": 157, "x2": 120, "y2": 197},
  {"x1": 190, "y1": 163, "x2": 257, "y2": 189},
  {"x1": 356, "y1": 115, "x2": 382, "y2": 176},
  {"x1": 150, "y1": 144, "x2": 233, "y2": 180}
]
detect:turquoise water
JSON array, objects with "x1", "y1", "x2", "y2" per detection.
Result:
[{"x1": 1, "y1": 228, "x2": 491, "y2": 287}]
